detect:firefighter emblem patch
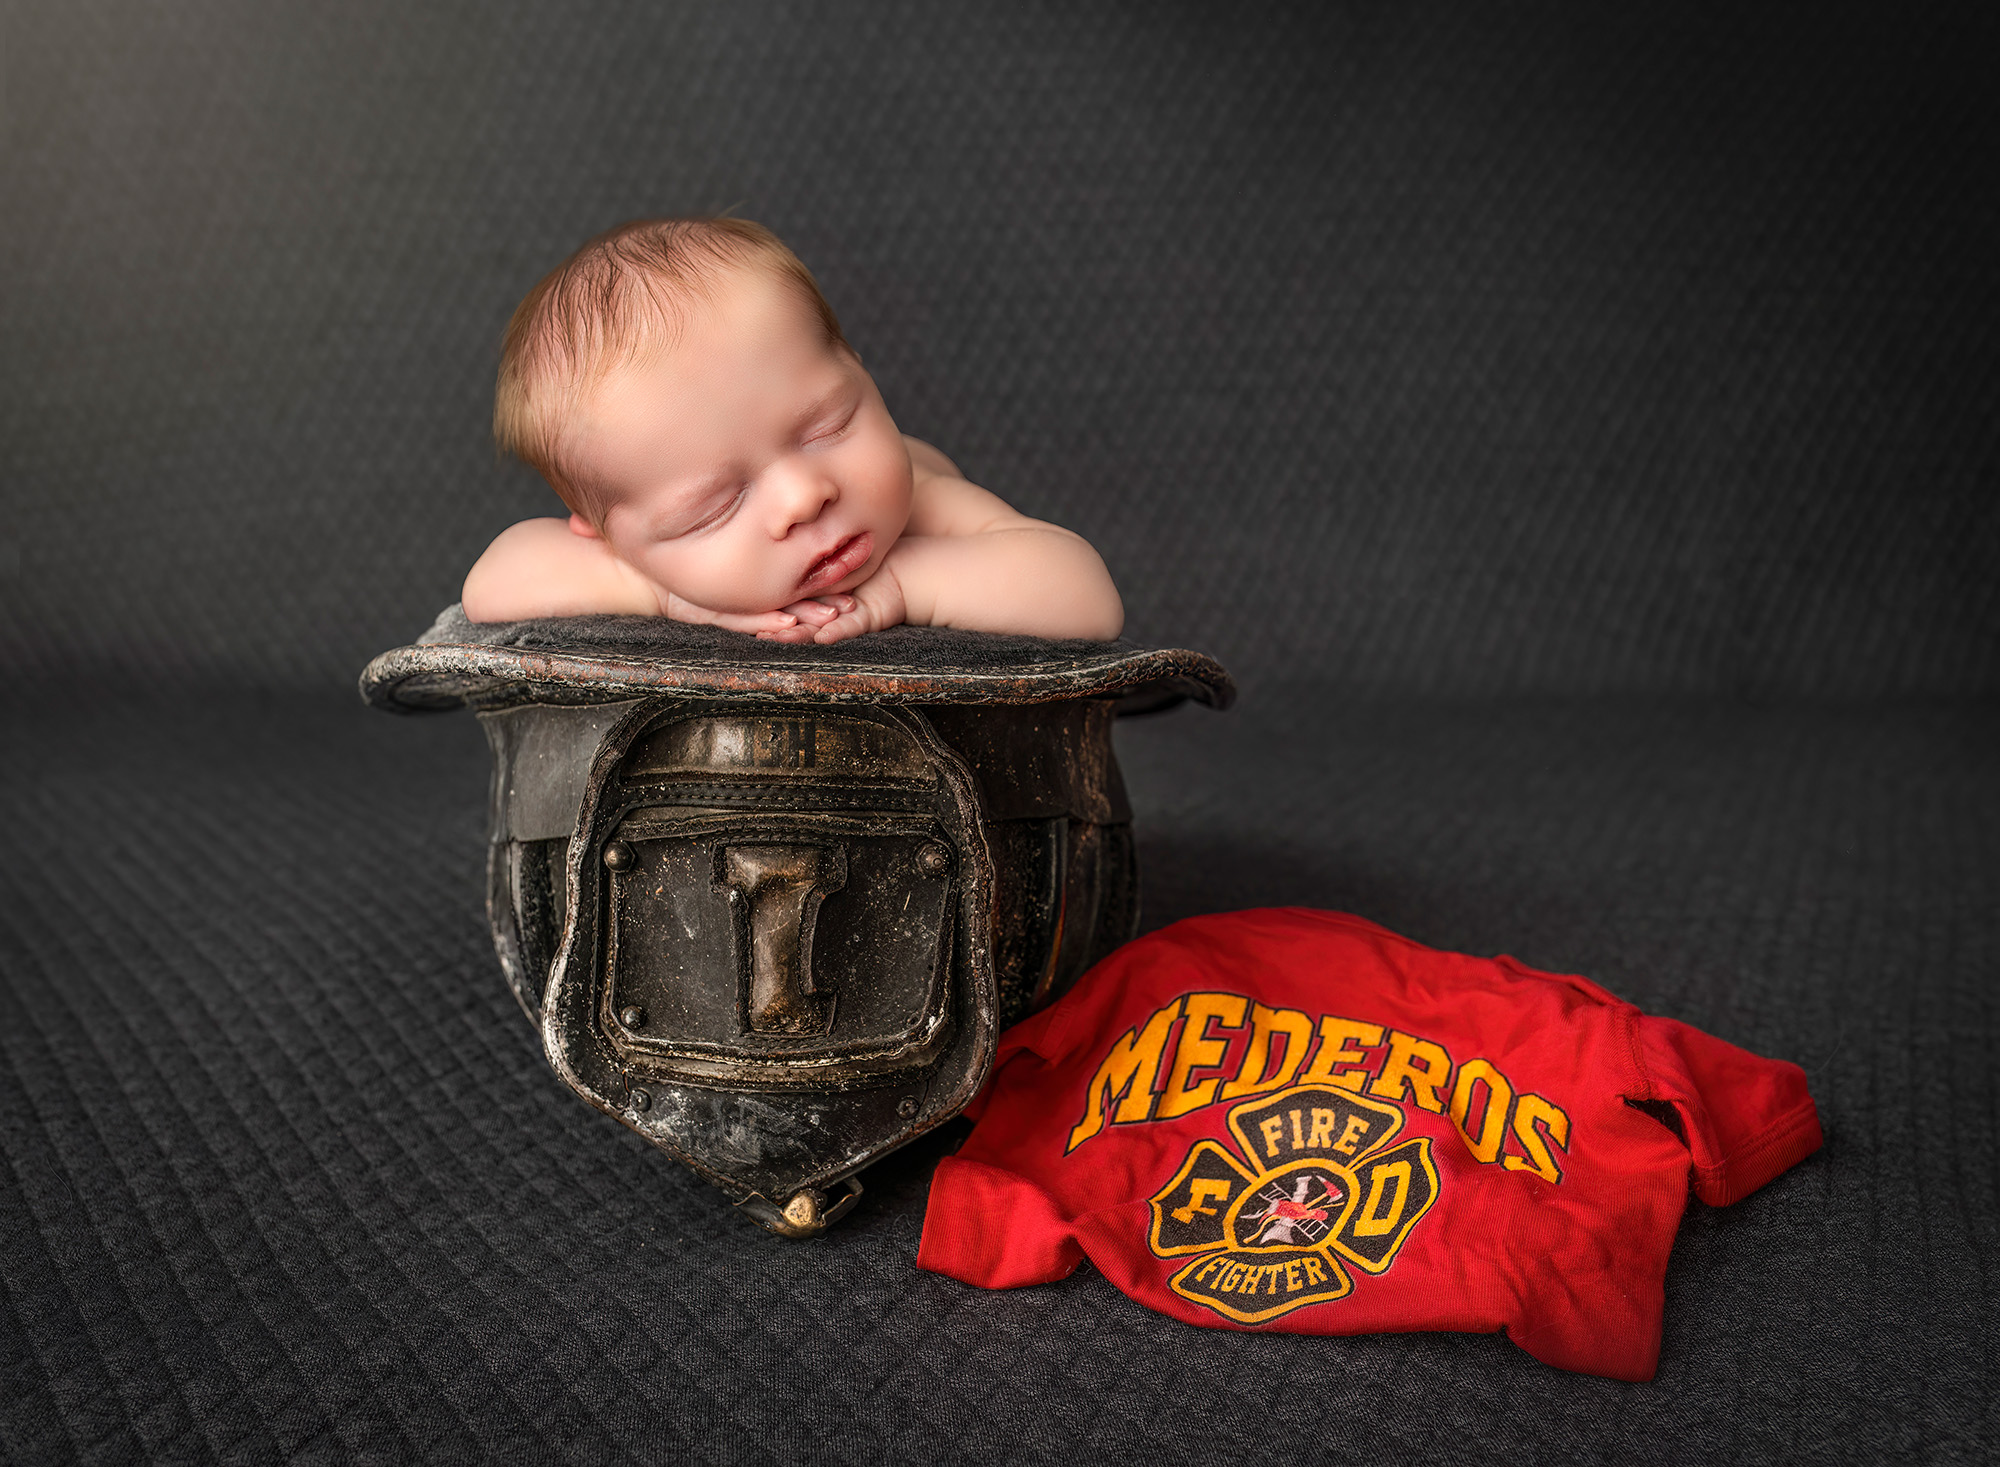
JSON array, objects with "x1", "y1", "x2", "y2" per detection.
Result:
[{"x1": 1147, "y1": 1084, "x2": 1440, "y2": 1324}]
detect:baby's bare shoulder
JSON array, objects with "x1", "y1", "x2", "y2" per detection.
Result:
[
  {"x1": 905, "y1": 454, "x2": 1050, "y2": 538},
  {"x1": 907, "y1": 473, "x2": 1032, "y2": 536},
  {"x1": 462, "y1": 517, "x2": 659, "y2": 622},
  {"x1": 901, "y1": 434, "x2": 962, "y2": 481}
]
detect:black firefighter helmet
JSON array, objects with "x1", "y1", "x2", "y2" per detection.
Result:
[{"x1": 362, "y1": 608, "x2": 1231, "y2": 1235}]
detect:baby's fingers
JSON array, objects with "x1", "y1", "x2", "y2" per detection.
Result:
[
  {"x1": 755, "y1": 624, "x2": 821, "y2": 643},
  {"x1": 714, "y1": 609, "x2": 800, "y2": 636},
  {"x1": 779, "y1": 597, "x2": 852, "y2": 628},
  {"x1": 811, "y1": 609, "x2": 874, "y2": 644}
]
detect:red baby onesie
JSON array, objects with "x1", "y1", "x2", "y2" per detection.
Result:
[{"x1": 917, "y1": 908, "x2": 1822, "y2": 1381}]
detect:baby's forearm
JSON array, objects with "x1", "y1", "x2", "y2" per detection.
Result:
[{"x1": 888, "y1": 528, "x2": 1124, "y2": 640}]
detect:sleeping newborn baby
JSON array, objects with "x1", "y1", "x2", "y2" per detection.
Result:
[{"x1": 463, "y1": 218, "x2": 1124, "y2": 643}]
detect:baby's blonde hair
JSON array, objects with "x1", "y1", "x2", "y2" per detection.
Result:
[{"x1": 494, "y1": 217, "x2": 847, "y2": 523}]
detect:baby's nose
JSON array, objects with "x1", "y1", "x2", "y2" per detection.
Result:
[{"x1": 768, "y1": 460, "x2": 838, "y2": 531}]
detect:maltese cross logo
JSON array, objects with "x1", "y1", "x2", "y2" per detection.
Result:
[
  {"x1": 1148, "y1": 1083, "x2": 1441, "y2": 1325},
  {"x1": 1244, "y1": 1172, "x2": 1341, "y2": 1245}
]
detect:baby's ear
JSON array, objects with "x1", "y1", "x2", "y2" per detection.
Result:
[{"x1": 567, "y1": 513, "x2": 602, "y2": 539}]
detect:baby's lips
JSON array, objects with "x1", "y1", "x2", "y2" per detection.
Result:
[{"x1": 796, "y1": 531, "x2": 873, "y2": 596}]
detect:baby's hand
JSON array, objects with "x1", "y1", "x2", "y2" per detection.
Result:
[
  {"x1": 658, "y1": 590, "x2": 833, "y2": 640},
  {"x1": 663, "y1": 601, "x2": 786, "y2": 637},
  {"x1": 753, "y1": 595, "x2": 859, "y2": 643},
  {"x1": 809, "y1": 570, "x2": 906, "y2": 644}
]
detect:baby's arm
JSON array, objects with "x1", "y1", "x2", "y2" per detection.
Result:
[
  {"x1": 809, "y1": 449, "x2": 1124, "y2": 644},
  {"x1": 463, "y1": 519, "x2": 658, "y2": 621},
  {"x1": 462, "y1": 517, "x2": 841, "y2": 633}
]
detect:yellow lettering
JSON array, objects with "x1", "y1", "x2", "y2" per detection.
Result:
[
  {"x1": 1333, "y1": 1115, "x2": 1371, "y2": 1155},
  {"x1": 1289, "y1": 1109, "x2": 1305, "y2": 1149},
  {"x1": 1368, "y1": 1030, "x2": 1452, "y2": 1113},
  {"x1": 1353, "y1": 1160, "x2": 1412, "y2": 1237},
  {"x1": 1284, "y1": 1260, "x2": 1304, "y2": 1291},
  {"x1": 1172, "y1": 1178, "x2": 1233, "y2": 1224},
  {"x1": 1448, "y1": 1058, "x2": 1513, "y2": 1164},
  {"x1": 1302, "y1": 1256, "x2": 1326, "y2": 1284},
  {"x1": 1156, "y1": 993, "x2": 1250, "y2": 1120},
  {"x1": 1298, "y1": 1015, "x2": 1385, "y2": 1092},
  {"x1": 1259, "y1": 1115, "x2": 1286, "y2": 1159},
  {"x1": 1194, "y1": 1255, "x2": 1225, "y2": 1282},
  {"x1": 1503, "y1": 1093, "x2": 1572, "y2": 1184},
  {"x1": 1305, "y1": 1108, "x2": 1337, "y2": 1148},
  {"x1": 1065, "y1": 999, "x2": 1183, "y2": 1150},
  {"x1": 1220, "y1": 1003, "x2": 1315, "y2": 1099}
]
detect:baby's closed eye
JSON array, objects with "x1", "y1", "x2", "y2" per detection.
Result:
[
  {"x1": 799, "y1": 396, "x2": 859, "y2": 448},
  {"x1": 669, "y1": 485, "x2": 748, "y2": 538}
]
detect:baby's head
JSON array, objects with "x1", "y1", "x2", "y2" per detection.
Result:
[{"x1": 495, "y1": 218, "x2": 913, "y2": 615}]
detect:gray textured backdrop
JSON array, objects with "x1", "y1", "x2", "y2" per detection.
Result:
[{"x1": 3, "y1": 0, "x2": 1994, "y2": 693}]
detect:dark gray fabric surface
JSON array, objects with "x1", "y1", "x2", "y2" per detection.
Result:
[
  {"x1": 2, "y1": 685, "x2": 1995, "y2": 1463},
  {"x1": 3, "y1": 0, "x2": 1996, "y2": 695}
]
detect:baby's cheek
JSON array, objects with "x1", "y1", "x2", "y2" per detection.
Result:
[
  {"x1": 618, "y1": 548, "x2": 700, "y2": 610},
  {"x1": 674, "y1": 543, "x2": 795, "y2": 615}
]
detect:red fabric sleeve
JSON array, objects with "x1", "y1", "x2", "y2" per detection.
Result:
[
  {"x1": 1635, "y1": 1014, "x2": 1823, "y2": 1206},
  {"x1": 916, "y1": 1158, "x2": 1085, "y2": 1288}
]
